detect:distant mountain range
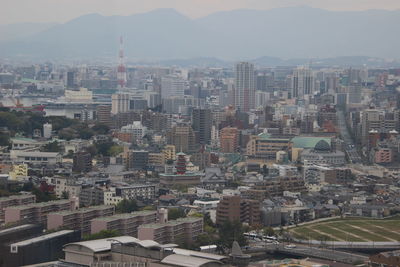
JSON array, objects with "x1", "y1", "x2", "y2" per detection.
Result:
[
  {"x1": 1, "y1": 7, "x2": 400, "y2": 64},
  {"x1": 0, "y1": 22, "x2": 58, "y2": 42}
]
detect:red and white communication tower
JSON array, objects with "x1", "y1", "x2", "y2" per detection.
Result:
[{"x1": 117, "y1": 36, "x2": 127, "y2": 88}]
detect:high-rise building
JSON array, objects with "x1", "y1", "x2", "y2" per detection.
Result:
[
  {"x1": 96, "y1": 105, "x2": 112, "y2": 127},
  {"x1": 360, "y1": 109, "x2": 383, "y2": 145},
  {"x1": 292, "y1": 67, "x2": 314, "y2": 98},
  {"x1": 192, "y1": 108, "x2": 212, "y2": 145},
  {"x1": 161, "y1": 75, "x2": 185, "y2": 99},
  {"x1": 216, "y1": 195, "x2": 260, "y2": 226},
  {"x1": 220, "y1": 127, "x2": 239, "y2": 153},
  {"x1": 166, "y1": 125, "x2": 196, "y2": 153},
  {"x1": 235, "y1": 62, "x2": 255, "y2": 112},
  {"x1": 66, "y1": 71, "x2": 75, "y2": 88},
  {"x1": 111, "y1": 94, "x2": 130, "y2": 115}
]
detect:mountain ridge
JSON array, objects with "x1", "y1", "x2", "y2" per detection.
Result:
[{"x1": 1, "y1": 7, "x2": 400, "y2": 61}]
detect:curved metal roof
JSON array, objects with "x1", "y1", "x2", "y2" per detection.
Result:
[{"x1": 161, "y1": 254, "x2": 222, "y2": 267}]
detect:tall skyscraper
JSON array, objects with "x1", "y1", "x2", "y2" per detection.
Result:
[
  {"x1": 192, "y1": 108, "x2": 212, "y2": 145},
  {"x1": 235, "y1": 62, "x2": 255, "y2": 112},
  {"x1": 66, "y1": 71, "x2": 75, "y2": 88},
  {"x1": 111, "y1": 93, "x2": 130, "y2": 115},
  {"x1": 161, "y1": 75, "x2": 185, "y2": 99},
  {"x1": 292, "y1": 67, "x2": 314, "y2": 98}
]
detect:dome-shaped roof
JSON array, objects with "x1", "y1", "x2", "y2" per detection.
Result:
[{"x1": 314, "y1": 140, "x2": 331, "y2": 152}]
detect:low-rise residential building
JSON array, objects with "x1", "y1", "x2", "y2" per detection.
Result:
[
  {"x1": 9, "y1": 150, "x2": 62, "y2": 165},
  {"x1": 91, "y1": 210, "x2": 157, "y2": 237},
  {"x1": 47, "y1": 205, "x2": 115, "y2": 235},
  {"x1": 53, "y1": 177, "x2": 82, "y2": 198},
  {"x1": 11, "y1": 137, "x2": 42, "y2": 150},
  {"x1": 138, "y1": 217, "x2": 203, "y2": 244},
  {"x1": 0, "y1": 194, "x2": 36, "y2": 223},
  {"x1": 104, "y1": 189, "x2": 123, "y2": 205},
  {"x1": 5, "y1": 199, "x2": 76, "y2": 227},
  {"x1": 115, "y1": 185, "x2": 157, "y2": 201}
]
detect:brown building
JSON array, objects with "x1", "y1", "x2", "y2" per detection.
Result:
[
  {"x1": 113, "y1": 111, "x2": 141, "y2": 129},
  {"x1": 159, "y1": 172, "x2": 201, "y2": 188},
  {"x1": 246, "y1": 134, "x2": 291, "y2": 160},
  {"x1": 216, "y1": 195, "x2": 260, "y2": 226},
  {"x1": 324, "y1": 168, "x2": 353, "y2": 185},
  {"x1": 96, "y1": 105, "x2": 112, "y2": 127},
  {"x1": 0, "y1": 194, "x2": 36, "y2": 223},
  {"x1": 166, "y1": 125, "x2": 196, "y2": 154},
  {"x1": 142, "y1": 110, "x2": 170, "y2": 132},
  {"x1": 47, "y1": 205, "x2": 115, "y2": 235},
  {"x1": 220, "y1": 127, "x2": 239, "y2": 153},
  {"x1": 242, "y1": 176, "x2": 306, "y2": 200},
  {"x1": 114, "y1": 132, "x2": 134, "y2": 143},
  {"x1": 148, "y1": 153, "x2": 165, "y2": 169},
  {"x1": 370, "y1": 250, "x2": 400, "y2": 267},
  {"x1": 72, "y1": 152, "x2": 92, "y2": 173},
  {"x1": 91, "y1": 210, "x2": 157, "y2": 237},
  {"x1": 138, "y1": 217, "x2": 203, "y2": 244},
  {"x1": 318, "y1": 105, "x2": 337, "y2": 126}
]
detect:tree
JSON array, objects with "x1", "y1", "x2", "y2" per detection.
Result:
[
  {"x1": 42, "y1": 141, "x2": 62, "y2": 152},
  {"x1": 32, "y1": 187, "x2": 57, "y2": 202},
  {"x1": 76, "y1": 126, "x2": 94, "y2": 140},
  {"x1": 168, "y1": 208, "x2": 186, "y2": 220},
  {"x1": 58, "y1": 128, "x2": 77, "y2": 140},
  {"x1": 92, "y1": 123, "x2": 110, "y2": 135},
  {"x1": 108, "y1": 145, "x2": 123, "y2": 156},
  {"x1": 95, "y1": 141, "x2": 115, "y2": 156},
  {"x1": 83, "y1": 229, "x2": 120, "y2": 241},
  {"x1": 0, "y1": 133, "x2": 10, "y2": 147},
  {"x1": 115, "y1": 199, "x2": 138, "y2": 213},
  {"x1": 217, "y1": 220, "x2": 247, "y2": 251},
  {"x1": 263, "y1": 227, "x2": 275, "y2": 237}
]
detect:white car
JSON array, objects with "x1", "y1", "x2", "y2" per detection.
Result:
[{"x1": 284, "y1": 244, "x2": 296, "y2": 249}]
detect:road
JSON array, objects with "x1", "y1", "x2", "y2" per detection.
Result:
[
  {"x1": 337, "y1": 110, "x2": 362, "y2": 164},
  {"x1": 247, "y1": 242, "x2": 368, "y2": 264}
]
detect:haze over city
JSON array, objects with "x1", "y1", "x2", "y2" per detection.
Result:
[
  {"x1": 1, "y1": 1, "x2": 400, "y2": 267},
  {"x1": 2, "y1": 0, "x2": 400, "y2": 24}
]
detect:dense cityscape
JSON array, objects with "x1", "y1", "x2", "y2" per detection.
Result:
[{"x1": 1, "y1": 4, "x2": 400, "y2": 267}]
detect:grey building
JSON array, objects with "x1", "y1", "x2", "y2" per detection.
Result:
[
  {"x1": 79, "y1": 187, "x2": 105, "y2": 207},
  {"x1": 192, "y1": 108, "x2": 212, "y2": 145}
]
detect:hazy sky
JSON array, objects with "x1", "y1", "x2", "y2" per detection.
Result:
[{"x1": 1, "y1": 0, "x2": 400, "y2": 25}]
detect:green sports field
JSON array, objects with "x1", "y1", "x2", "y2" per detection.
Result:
[{"x1": 290, "y1": 217, "x2": 400, "y2": 242}]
